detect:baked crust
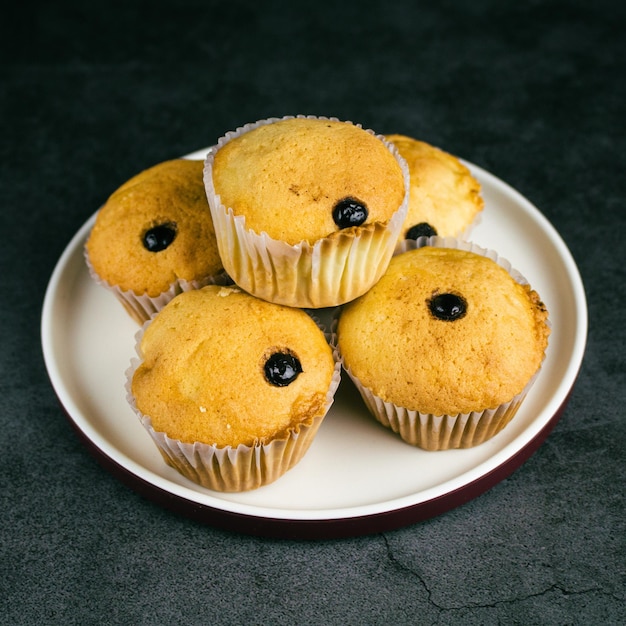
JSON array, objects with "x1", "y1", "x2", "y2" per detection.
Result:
[
  {"x1": 132, "y1": 286, "x2": 336, "y2": 447},
  {"x1": 385, "y1": 134, "x2": 484, "y2": 238},
  {"x1": 337, "y1": 246, "x2": 550, "y2": 416},
  {"x1": 86, "y1": 159, "x2": 223, "y2": 296},
  {"x1": 212, "y1": 118, "x2": 406, "y2": 245}
]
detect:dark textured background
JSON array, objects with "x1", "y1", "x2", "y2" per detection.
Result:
[{"x1": 2, "y1": 1, "x2": 625, "y2": 624}]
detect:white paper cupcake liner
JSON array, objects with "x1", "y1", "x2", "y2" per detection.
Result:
[
  {"x1": 203, "y1": 115, "x2": 410, "y2": 308},
  {"x1": 342, "y1": 362, "x2": 537, "y2": 450},
  {"x1": 125, "y1": 314, "x2": 342, "y2": 492},
  {"x1": 84, "y1": 248, "x2": 231, "y2": 324},
  {"x1": 334, "y1": 236, "x2": 550, "y2": 450}
]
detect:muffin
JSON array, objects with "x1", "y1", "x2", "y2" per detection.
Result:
[
  {"x1": 127, "y1": 284, "x2": 341, "y2": 491},
  {"x1": 335, "y1": 239, "x2": 550, "y2": 450},
  {"x1": 384, "y1": 134, "x2": 483, "y2": 242},
  {"x1": 85, "y1": 159, "x2": 228, "y2": 324},
  {"x1": 204, "y1": 115, "x2": 410, "y2": 308}
]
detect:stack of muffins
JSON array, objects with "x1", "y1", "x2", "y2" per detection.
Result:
[{"x1": 84, "y1": 115, "x2": 550, "y2": 492}]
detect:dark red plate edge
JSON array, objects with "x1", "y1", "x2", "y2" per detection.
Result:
[{"x1": 54, "y1": 385, "x2": 575, "y2": 541}]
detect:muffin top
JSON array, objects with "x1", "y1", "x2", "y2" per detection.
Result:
[
  {"x1": 211, "y1": 117, "x2": 406, "y2": 245},
  {"x1": 337, "y1": 246, "x2": 550, "y2": 416},
  {"x1": 86, "y1": 159, "x2": 223, "y2": 297},
  {"x1": 131, "y1": 285, "x2": 336, "y2": 447},
  {"x1": 385, "y1": 135, "x2": 483, "y2": 239}
]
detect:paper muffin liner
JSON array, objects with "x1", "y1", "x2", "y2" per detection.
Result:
[
  {"x1": 203, "y1": 115, "x2": 410, "y2": 308},
  {"x1": 125, "y1": 314, "x2": 342, "y2": 492},
  {"x1": 84, "y1": 248, "x2": 231, "y2": 324},
  {"x1": 334, "y1": 236, "x2": 550, "y2": 451}
]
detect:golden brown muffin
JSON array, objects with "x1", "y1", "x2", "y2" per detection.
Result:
[
  {"x1": 129, "y1": 285, "x2": 340, "y2": 491},
  {"x1": 385, "y1": 135, "x2": 483, "y2": 240},
  {"x1": 204, "y1": 116, "x2": 409, "y2": 308},
  {"x1": 85, "y1": 159, "x2": 226, "y2": 322},
  {"x1": 213, "y1": 118, "x2": 406, "y2": 245},
  {"x1": 336, "y1": 243, "x2": 550, "y2": 449}
]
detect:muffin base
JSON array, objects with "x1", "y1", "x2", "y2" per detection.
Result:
[
  {"x1": 137, "y1": 413, "x2": 326, "y2": 492},
  {"x1": 343, "y1": 365, "x2": 537, "y2": 451},
  {"x1": 203, "y1": 115, "x2": 410, "y2": 308}
]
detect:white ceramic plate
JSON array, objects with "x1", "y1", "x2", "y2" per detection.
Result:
[{"x1": 41, "y1": 149, "x2": 587, "y2": 538}]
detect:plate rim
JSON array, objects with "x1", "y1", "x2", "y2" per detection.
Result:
[
  {"x1": 54, "y1": 386, "x2": 573, "y2": 538},
  {"x1": 41, "y1": 154, "x2": 588, "y2": 538}
]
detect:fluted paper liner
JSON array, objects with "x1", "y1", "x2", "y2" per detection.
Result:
[
  {"x1": 203, "y1": 115, "x2": 410, "y2": 308},
  {"x1": 84, "y1": 247, "x2": 230, "y2": 324},
  {"x1": 334, "y1": 236, "x2": 550, "y2": 451},
  {"x1": 126, "y1": 316, "x2": 342, "y2": 492}
]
